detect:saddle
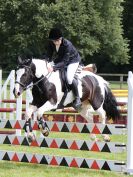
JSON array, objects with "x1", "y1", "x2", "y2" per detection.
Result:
[{"x1": 59, "y1": 63, "x2": 97, "y2": 92}]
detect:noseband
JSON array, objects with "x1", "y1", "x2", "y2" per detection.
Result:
[{"x1": 15, "y1": 80, "x2": 26, "y2": 88}]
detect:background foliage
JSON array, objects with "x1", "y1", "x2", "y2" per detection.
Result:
[{"x1": 0, "y1": 0, "x2": 132, "y2": 73}]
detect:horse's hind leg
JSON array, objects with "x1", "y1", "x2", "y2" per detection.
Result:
[
  {"x1": 79, "y1": 102, "x2": 98, "y2": 141},
  {"x1": 25, "y1": 105, "x2": 37, "y2": 142},
  {"x1": 96, "y1": 106, "x2": 111, "y2": 142},
  {"x1": 80, "y1": 103, "x2": 94, "y2": 123}
]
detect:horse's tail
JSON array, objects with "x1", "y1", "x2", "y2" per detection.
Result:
[{"x1": 103, "y1": 84, "x2": 120, "y2": 121}]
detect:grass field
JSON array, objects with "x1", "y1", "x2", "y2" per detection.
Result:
[
  {"x1": 0, "y1": 161, "x2": 130, "y2": 177},
  {"x1": 110, "y1": 82, "x2": 128, "y2": 90}
]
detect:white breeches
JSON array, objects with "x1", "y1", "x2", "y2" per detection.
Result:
[{"x1": 67, "y1": 62, "x2": 79, "y2": 84}]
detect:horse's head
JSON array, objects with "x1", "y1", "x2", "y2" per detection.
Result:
[{"x1": 13, "y1": 57, "x2": 34, "y2": 98}]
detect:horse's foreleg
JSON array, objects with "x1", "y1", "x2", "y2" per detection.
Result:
[
  {"x1": 37, "y1": 101, "x2": 56, "y2": 137},
  {"x1": 96, "y1": 106, "x2": 111, "y2": 142},
  {"x1": 25, "y1": 105, "x2": 37, "y2": 142},
  {"x1": 37, "y1": 117, "x2": 49, "y2": 137}
]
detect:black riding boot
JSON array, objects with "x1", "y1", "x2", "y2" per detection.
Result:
[{"x1": 71, "y1": 79, "x2": 82, "y2": 110}]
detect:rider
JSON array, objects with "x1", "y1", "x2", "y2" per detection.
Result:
[{"x1": 44, "y1": 28, "x2": 82, "y2": 110}]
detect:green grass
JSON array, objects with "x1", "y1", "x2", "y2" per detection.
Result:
[
  {"x1": 110, "y1": 82, "x2": 128, "y2": 89},
  {"x1": 0, "y1": 161, "x2": 132, "y2": 177}
]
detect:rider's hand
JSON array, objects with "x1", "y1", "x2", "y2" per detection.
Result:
[
  {"x1": 47, "y1": 63, "x2": 53, "y2": 72},
  {"x1": 48, "y1": 66, "x2": 53, "y2": 72}
]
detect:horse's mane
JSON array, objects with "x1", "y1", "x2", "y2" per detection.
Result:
[{"x1": 31, "y1": 58, "x2": 48, "y2": 78}]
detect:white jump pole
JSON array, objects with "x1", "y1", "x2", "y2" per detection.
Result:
[
  {"x1": 9, "y1": 70, "x2": 15, "y2": 119},
  {"x1": 126, "y1": 71, "x2": 133, "y2": 175},
  {"x1": 0, "y1": 70, "x2": 2, "y2": 118},
  {"x1": 16, "y1": 95, "x2": 22, "y2": 136}
]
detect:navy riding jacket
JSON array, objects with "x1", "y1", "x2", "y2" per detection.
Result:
[{"x1": 44, "y1": 38, "x2": 81, "y2": 71}]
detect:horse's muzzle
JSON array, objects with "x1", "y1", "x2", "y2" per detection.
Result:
[{"x1": 13, "y1": 88, "x2": 21, "y2": 98}]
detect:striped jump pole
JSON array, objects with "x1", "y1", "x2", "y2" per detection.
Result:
[
  {"x1": 0, "y1": 119, "x2": 127, "y2": 135},
  {"x1": 0, "y1": 150, "x2": 126, "y2": 172},
  {"x1": 0, "y1": 134, "x2": 126, "y2": 153},
  {"x1": 0, "y1": 108, "x2": 25, "y2": 113},
  {"x1": 1, "y1": 99, "x2": 26, "y2": 104}
]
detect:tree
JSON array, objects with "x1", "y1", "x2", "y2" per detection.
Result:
[
  {"x1": 123, "y1": 0, "x2": 133, "y2": 70},
  {"x1": 40, "y1": 0, "x2": 130, "y2": 64},
  {"x1": 0, "y1": 0, "x2": 130, "y2": 70}
]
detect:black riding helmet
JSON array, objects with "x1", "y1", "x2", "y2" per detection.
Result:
[{"x1": 48, "y1": 28, "x2": 63, "y2": 40}]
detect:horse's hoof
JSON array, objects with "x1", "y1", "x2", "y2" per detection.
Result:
[
  {"x1": 38, "y1": 124, "x2": 41, "y2": 129},
  {"x1": 104, "y1": 138, "x2": 111, "y2": 142},
  {"x1": 42, "y1": 127, "x2": 49, "y2": 137},
  {"x1": 27, "y1": 133, "x2": 36, "y2": 143},
  {"x1": 103, "y1": 135, "x2": 111, "y2": 142},
  {"x1": 95, "y1": 138, "x2": 101, "y2": 142},
  {"x1": 90, "y1": 134, "x2": 97, "y2": 141}
]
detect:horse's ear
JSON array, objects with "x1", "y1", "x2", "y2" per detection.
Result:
[{"x1": 17, "y1": 56, "x2": 23, "y2": 65}]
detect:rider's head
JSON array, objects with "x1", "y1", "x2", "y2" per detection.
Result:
[{"x1": 48, "y1": 28, "x2": 62, "y2": 46}]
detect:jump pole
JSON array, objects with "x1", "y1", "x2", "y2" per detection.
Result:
[
  {"x1": 126, "y1": 71, "x2": 133, "y2": 175},
  {"x1": 16, "y1": 95, "x2": 22, "y2": 136},
  {"x1": 0, "y1": 70, "x2": 2, "y2": 118},
  {"x1": 9, "y1": 70, "x2": 15, "y2": 119}
]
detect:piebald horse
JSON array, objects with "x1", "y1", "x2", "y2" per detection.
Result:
[{"x1": 14, "y1": 58, "x2": 120, "y2": 142}]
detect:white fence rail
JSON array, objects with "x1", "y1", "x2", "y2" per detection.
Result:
[
  {"x1": 126, "y1": 71, "x2": 133, "y2": 175},
  {"x1": 0, "y1": 70, "x2": 32, "y2": 135},
  {"x1": 0, "y1": 70, "x2": 15, "y2": 119}
]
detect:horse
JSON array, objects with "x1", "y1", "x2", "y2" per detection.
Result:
[{"x1": 13, "y1": 57, "x2": 120, "y2": 142}]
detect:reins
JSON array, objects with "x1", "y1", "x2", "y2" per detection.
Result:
[{"x1": 26, "y1": 72, "x2": 52, "y2": 90}]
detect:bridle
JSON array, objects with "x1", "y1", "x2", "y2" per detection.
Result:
[{"x1": 15, "y1": 62, "x2": 52, "y2": 91}]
